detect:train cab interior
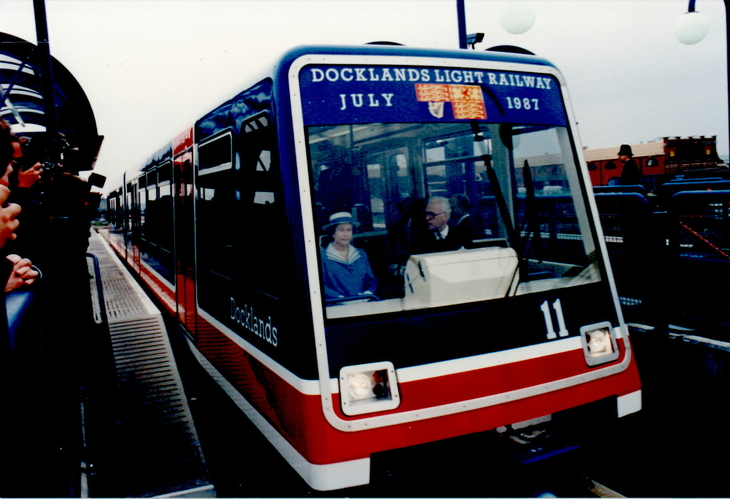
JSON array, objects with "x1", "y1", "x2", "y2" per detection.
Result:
[{"x1": 307, "y1": 122, "x2": 603, "y2": 318}]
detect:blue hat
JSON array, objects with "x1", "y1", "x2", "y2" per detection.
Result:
[{"x1": 324, "y1": 212, "x2": 360, "y2": 231}]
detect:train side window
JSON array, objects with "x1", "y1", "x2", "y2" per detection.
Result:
[
  {"x1": 605, "y1": 161, "x2": 617, "y2": 170},
  {"x1": 140, "y1": 178, "x2": 151, "y2": 244},
  {"x1": 197, "y1": 132, "x2": 235, "y2": 281},
  {"x1": 199, "y1": 133, "x2": 233, "y2": 174},
  {"x1": 588, "y1": 162, "x2": 597, "y2": 171},
  {"x1": 141, "y1": 161, "x2": 175, "y2": 283},
  {"x1": 174, "y1": 157, "x2": 195, "y2": 266},
  {"x1": 235, "y1": 112, "x2": 287, "y2": 297}
]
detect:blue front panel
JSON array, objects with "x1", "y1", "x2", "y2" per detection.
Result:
[{"x1": 299, "y1": 65, "x2": 567, "y2": 126}]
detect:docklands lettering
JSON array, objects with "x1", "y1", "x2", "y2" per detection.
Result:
[
  {"x1": 308, "y1": 67, "x2": 553, "y2": 89},
  {"x1": 230, "y1": 297, "x2": 279, "y2": 347}
]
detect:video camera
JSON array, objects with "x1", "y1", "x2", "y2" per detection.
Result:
[{"x1": 16, "y1": 132, "x2": 105, "y2": 213}]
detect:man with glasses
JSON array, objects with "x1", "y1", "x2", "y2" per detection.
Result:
[{"x1": 411, "y1": 196, "x2": 464, "y2": 254}]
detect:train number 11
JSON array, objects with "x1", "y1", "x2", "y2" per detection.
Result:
[{"x1": 540, "y1": 299, "x2": 569, "y2": 340}]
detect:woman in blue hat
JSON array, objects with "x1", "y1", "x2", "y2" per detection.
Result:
[{"x1": 320, "y1": 212, "x2": 378, "y2": 301}]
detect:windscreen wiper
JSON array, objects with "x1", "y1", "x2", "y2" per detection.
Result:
[
  {"x1": 469, "y1": 122, "x2": 518, "y2": 247},
  {"x1": 518, "y1": 158, "x2": 543, "y2": 275}
]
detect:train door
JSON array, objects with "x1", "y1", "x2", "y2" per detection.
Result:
[
  {"x1": 109, "y1": 186, "x2": 125, "y2": 256},
  {"x1": 193, "y1": 129, "x2": 241, "y2": 350},
  {"x1": 138, "y1": 172, "x2": 150, "y2": 259},
  {"x1": 173, "y1": 131, "x2": 197, "y2": 337},
  {"x1": 126, "y1": 177, "x2": 140, "y2": 270},
  {"x1": 156, "y1": 163, "x2": 175, "y2": 281},
  {"x1": 123, "y1": 178, "x2": 132, "y2": 259}
]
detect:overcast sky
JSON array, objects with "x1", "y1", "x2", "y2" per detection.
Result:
[{"x1": 0, "y1": 0, "x2": 727, "y2": 192}]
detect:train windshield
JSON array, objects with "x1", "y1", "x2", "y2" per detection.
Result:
[{"x1": 299, "y1": 63, "x2": 601, "y2": 318}]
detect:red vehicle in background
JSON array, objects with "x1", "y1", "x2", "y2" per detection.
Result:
[{"x1": 584, "y1": 136, "x2": 725, "y2": 189}]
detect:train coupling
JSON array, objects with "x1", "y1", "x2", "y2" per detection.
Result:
[{"x1": 495, "y1": 415, "x2": 580, "y2": 465}]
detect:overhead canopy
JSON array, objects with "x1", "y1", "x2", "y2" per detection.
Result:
[{"x1": 0, "y1": 32, "x2": 103, "y2": 172}]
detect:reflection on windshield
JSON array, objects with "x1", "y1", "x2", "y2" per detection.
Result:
[{"x1": 309, "y1": 122, "x2": 601, "y2": 317}]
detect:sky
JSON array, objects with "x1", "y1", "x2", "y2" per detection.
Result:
[{"x1": 0, "y1": 0, "x2": 727, "y2": 193}]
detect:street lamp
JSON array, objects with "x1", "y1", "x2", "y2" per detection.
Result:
[
  {"x1": 675, "y1": 0, "x2": 709, "y2": 45},
  {"x1": 456, "y1": 0, "x2": 536, "y2": 49},
  {"x1": 500, "y1": 2, "x2": 536, "y2": 35}
]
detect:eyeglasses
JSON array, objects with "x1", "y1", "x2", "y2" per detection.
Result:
[{"x1": 424, "y1": 212, "x2": 445, "y2": 219}]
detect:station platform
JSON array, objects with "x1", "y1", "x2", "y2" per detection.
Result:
[
  {"x1": 85, "y1": 231, "x2": 214, "y2": 498},
  {"x1": 0, "y1": 231, "x2": 214, "y2": 498}
]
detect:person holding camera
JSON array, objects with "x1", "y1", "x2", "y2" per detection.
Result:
[{"x1": 0, "y1": 121, "x2": 40, "y2": 291}]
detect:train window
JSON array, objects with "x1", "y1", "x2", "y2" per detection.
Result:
[
  {"x1": 234, "y1": 112, "x2": 287, "y2": 297},
  {"x1": 298, "y1": 63, "x2": 604, "y2": 318},
  {"x1": 159, "y1": 181, "x2": 171, "y2": 198},
  {"x1": 174, "y1": 155, "x2": 195, "y2": 260},
  {"x1": 605, "y1": 161, "x2": 617, "y2": 170},
  {"x1": 140, "y1": 161, "x2": 175, "y2": 284},
  {"x1": 196, "y1": 112, "x2": 287, "y2": 328},
  {"x1": 196, "y1": 133, "x2": 235, "y2": 281},
  {"x1": 147, "y1": 184, "x2": 157, "y2": 202},
  {"x1": 365, "y1": 149, "x2": 413, "y2": 230},
  {"x1": 199, "y1": 132, "x2": 233, "y2": 174},
  {"x1": 307, "y1": 122, "x2": 601, "y2": 317},
  {"x1": 159, "y1": 163, "x2": 172, "y2": 183}
]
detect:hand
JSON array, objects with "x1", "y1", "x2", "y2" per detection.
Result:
[
  {"x1": 0, "y1": 183, "x2": 9, "y2": 205},
  {"x1": 0, "y1": 195, "x2": 21, "y2": 249},
  {"x1": 0, "y1": 164, "x2": 12, "y2": 188},
  {"x1": 5, "y1": 254, "x2": 39, "y2": 292},
  {"x1": 17, "y1": 163, "x2": 43, "y2": 188}
]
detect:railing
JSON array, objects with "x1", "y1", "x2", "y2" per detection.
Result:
[{"x1": 594, "y1": 185, "x2": 730, "y2": 335}]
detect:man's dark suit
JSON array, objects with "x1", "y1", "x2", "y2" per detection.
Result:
[{"x1": 410, "y1": 224, "x2": 464, "y2": 254}]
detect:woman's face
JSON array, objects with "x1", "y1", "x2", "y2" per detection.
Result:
[
  {"x1": 333, "y1": 223, "x2": 353, "y2": 247},
  {"x1": 2, "y1": 140, "x2": 22, "y2": 188}
]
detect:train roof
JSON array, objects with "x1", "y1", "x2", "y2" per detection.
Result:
[{"x1": 275, "y1": 43, "x2": 560, "y2": 75}]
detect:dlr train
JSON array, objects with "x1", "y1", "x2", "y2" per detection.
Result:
[{"x1": 105, "y1": 44, "x2": 642, "y2": 491}]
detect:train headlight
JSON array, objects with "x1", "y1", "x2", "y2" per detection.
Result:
[
  {"x1": 580, "y1": 322, "x2": 620, "y2": 366},
  {"x1": 339, "y1": 361, "x2": 400, "y2": 416}
]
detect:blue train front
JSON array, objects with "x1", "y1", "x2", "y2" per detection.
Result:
[{"x1": 106, "y1": 45, "x2": 641, "y2": 491}]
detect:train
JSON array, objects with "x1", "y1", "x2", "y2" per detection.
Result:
[{"x1": 104, "y1": 44, "x2": 642, "y2": 491}]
